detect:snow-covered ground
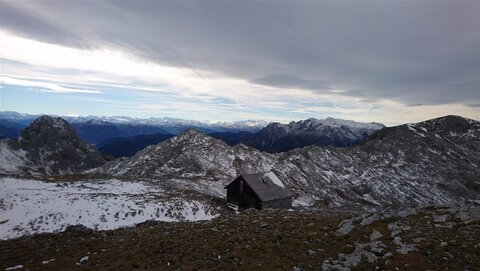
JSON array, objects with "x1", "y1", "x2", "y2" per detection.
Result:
[{"x1": 0, "y1": 178, "x2": 219, "y2": 239}]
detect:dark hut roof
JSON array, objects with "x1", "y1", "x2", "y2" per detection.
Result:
[{"x1": 226, "y1": 171, "x2": 293, "y2": 202}]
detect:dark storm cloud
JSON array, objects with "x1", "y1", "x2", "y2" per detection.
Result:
[
  {"x1": 1, "y1": 0, "x2": 479, "y2": 105},
  {"x1": 0, "y1": 1, "x2": 89, "y2": 47}
]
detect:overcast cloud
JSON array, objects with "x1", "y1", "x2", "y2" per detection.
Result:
[{"x1": 0, "y1": 0, "x2": 478, "y2": 123}]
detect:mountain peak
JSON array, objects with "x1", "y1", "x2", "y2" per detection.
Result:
[
  {"x1": 16, "y1": 115, "x2": 106, "y2": 174},
  {"x1": 19, "y1": 116, "x2": 74, "y2": 145},
  {"x1": 179, "y1": 128, "x2": 206, "y2": 137},
  {"x1": 415, "y1": 115, "x2": 479, "y2": 134},
  {"x1": 31, "y1": 115, "x2": 70, "y2": 130},
  {"x1": 102, "y1": 127, "x2": 238, "y2": 179},
  {"x1": 363, "y1": 115, "x2": 479, "y2": 146},
  {"x1": 169, "y1": 128, "x2": 222, "y2": 146},
  {"x1": 427, "y1": 115, "x2": 476, "y2": 124}
]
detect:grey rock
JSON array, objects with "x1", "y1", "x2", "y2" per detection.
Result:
[
  {"x1": 433, "y1": 214, "x2": 449, "y2": 223},
  {"x1": 322, "y1": 240, "x2": 385, "y2": 270},
  {"x1": 396, "y1": 243, "x2": 417, "y2": 254},
  {"x1": 396, "y1": 208, "x2": 418, "y2": 218},
  {"x1": 336, "y1": 219, "x2": 354, "y2": 237},
  {"x1": 370, "y1": 230, "x2": 383, "y2": 241},
  {"x1": 383, "y1": 252, "x2": 393, "y2": 259}
]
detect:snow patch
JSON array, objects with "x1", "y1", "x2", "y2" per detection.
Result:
[
  {"x1": 362, "y1": 194, "x2": 381, "y2": 206},
  {"x1": 264, "y1": 171, "x2": 285, "y2": 188},
  {"x1": 4, "y1": 265, "x2": 23, "y2": 271},
  {"x1": 41, "y1": 259, "x2": 55, "y2": 265},
  {"x1": 293, "y1": 196, "x2": 315, "y2": 207},
  {"x1": 0, "y1": 178, "x2": 219, "y2": 240}
]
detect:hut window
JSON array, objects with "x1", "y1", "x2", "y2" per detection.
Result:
[{"x1": 239, "y1": 180, "x2": 243, "y2": 193}]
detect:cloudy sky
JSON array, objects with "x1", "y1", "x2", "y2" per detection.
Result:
[{"x1": 0, "y1": 0, "x2": 478, "y2": 125}]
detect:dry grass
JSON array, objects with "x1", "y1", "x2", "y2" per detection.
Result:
[{"x1": 1, "y1": 208, "x2": 479, "y2": 271}]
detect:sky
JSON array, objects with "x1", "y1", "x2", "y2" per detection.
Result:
[{"x1": 0, "y1": 0, "x2": 479, "y2": 125}]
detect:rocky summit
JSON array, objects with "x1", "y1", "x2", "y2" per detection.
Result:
[
  {"x1": 0, "y1": 115, "x2": 106, "y2": 175},
  {"x1": 101, "y1": 128, "x2": 275, "y2": 181}
]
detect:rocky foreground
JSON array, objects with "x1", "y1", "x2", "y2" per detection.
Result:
[{"x1": 1, "y1": 205, "x2": 479, "y2": 271}]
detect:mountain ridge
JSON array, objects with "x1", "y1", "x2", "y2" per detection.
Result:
[
  {"x1": 0, "y1": 111, "x2": 269, "y2": 134},
  {"x1": 244, "y1": 117, "x2": 384, "y2": 152},
  {"x1": 98, "y1": 115, "x2": 480, "y2": 208},
  {"x1": 0, "y1": 111, "x2": 392, "y2": 157}
]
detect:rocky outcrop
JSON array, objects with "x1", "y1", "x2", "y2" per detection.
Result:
[{"x1": 1, "y1": 116, "x2": 106, "y2": 175}]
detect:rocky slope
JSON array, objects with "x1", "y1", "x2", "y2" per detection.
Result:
[
  {"x1": 0, "y1": 116, "x2": 106, "y2": 175},
  {"x1": 245, "y1": 117, "x2": 384, "y2": 152},
  {"x1": 100, "y1": 115, "x2": 480, "y2": 208},
  {"x1": 1, "y1": 205, "x2": 479, "y2": 271},
  {"x1": 101, "y1": 129, "x2": 275, "y2": 182}
]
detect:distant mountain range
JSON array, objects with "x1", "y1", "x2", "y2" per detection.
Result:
[
  {"x1": 0, "y1": 111, "x2": 268, "y2": 145},
  {"x1": 0, "y1": 111, "x2": 385, "y2": 155},
  {"x1": 94, "y1": 117, "x2": 384, "y2": 157},
  {"x1": 97, "y1": 133, "x2": 174, "y2": 158},
  {"x1": 71, "y1": 120, "x2": 171, "y2": 145},
  {"x1": 0, "y1": 119, "x2": 25, "y2": 139},
  {"x1": 0, "y1": 111, "x2": 268, "y2": 131},
  {"x1": 244, "y1": 117, "x2": 384, "y2": 152}
]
